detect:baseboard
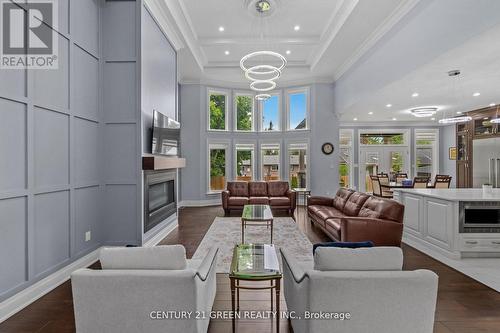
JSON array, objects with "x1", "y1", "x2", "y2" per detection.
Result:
[
  {"x1": 0, "y1": 248, "x2": 100, "y2": 324},
  {"x1": 178, "y1": 199, "x2": 220, "y2": 207},
  {"x1": 143, "y1": 220, "x2": 178, "y2": 247}
]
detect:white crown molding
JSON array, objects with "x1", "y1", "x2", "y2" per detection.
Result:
[
  {"x1": 198, "y1": 36, "x2": 320, "y2": 46},
  {"x1": 332, "y1": 0, "x2": 422, "y2": 81},
  {"x1": 144, "y1": 0, "x2": 184, "y2": 51},
  {"x1": 308, "y1": 0, "x2": 360, "y2": 69}
]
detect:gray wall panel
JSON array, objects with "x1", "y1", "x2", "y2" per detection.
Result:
[
  {"x1": 74, "y1": 118, "x2": 99, "y2": 184},
  {"x1": 71, "y1": 0, "x2": 99, "y2": 55},
  {"x1": 0, "y1": 99, "x2": 26, "y2": 191},
  {"x1": 74, "y1": 186, "x2": 100, "y2": 254},
  {"x1": 33, "y1": 35, "x2": 69, "y2": 110},
  {"x1": 34, "y1": 190, "x2": 70, "y2": 276},
  {"x1": 104, "y1": 185, "x2": 137, "y2": 244},
  {"x1": 102, "y1": 1, "x2": 136, "y2": 60},
  {"x1": 104, "y1": 124, "x2": 137, "y2": 182},
  {"x1": 34, "y1": 107, "x2": 69, "y2": 188},
  {"x1": 0, "y1": 197, "x2": 27, "y2": 296},
  {"x1": 73, "y1": 47, "x2": 99, "y2": 121},
  {"x1": 0, "y1": 70, "x2": 26, "y2": 98},
  {"x1": 103, "y1": 62, "x2": 136, "y2": 123}
]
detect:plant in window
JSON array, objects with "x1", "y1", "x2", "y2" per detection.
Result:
[{"x1": 210, "y1": 94, "x2": 226, "y2": 130}]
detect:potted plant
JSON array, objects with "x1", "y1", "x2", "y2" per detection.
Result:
[{"x1": 483, "y1": 183, "x2": 493, "y2": 194}]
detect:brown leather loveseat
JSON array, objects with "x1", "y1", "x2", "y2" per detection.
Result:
[
  {"x1": 222, "y1": 181, "x2": 296, "y2": 216},
  {"x1": 308, "y1": 188, "x2": 405, "y2": 246}
]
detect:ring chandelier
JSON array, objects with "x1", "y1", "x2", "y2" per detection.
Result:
[{"x1": 410, "y1": 107, "x2": 437, "y2": 118}]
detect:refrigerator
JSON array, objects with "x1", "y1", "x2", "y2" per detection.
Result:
[{"x1": 473, "y1": 138, "x2": 500, "y2": 188}]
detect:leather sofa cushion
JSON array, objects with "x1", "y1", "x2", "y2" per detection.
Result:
[
  {"x1": 249, "y1": 182, "x2": 268, "y2": 197},
  {"x1": 313, "y1": 247, "x2": 404, "y2": 271},
  {"x1": 228, "y1": 197, "x2": 249, "y2": 206},
  {"x1": 227, "y1": 181, "x2": 249, "y2": 197},
  {"x1": 269, "y1": 196, "x2": 290, "y2": 206},
  {"x1": 100, "y1": 245, "x2": 186, "y2": 270},
  {"x1": 268, "y1": 181, "x2": 289, "y2": 197},
  {"x1": 324, "y1": 222, "x2": 341, "y2": 241},
  {"x1": 358, "y1": 197, "x2": 404, "y2": 223},
  {"x1": 333, "y1": 188, "x2": 354, "y2": 211},
  {"x1": 316, "y1": 207, "x2": 343, "y2": 221},
  {"x1": 249, "y1": 197, "x2": 269, "y2": 205},
  {"x1": 343, "y1": 192, "x2": 370, "y2": 216},
  {"x1": 325, "y1": 218, "x2": 341, "y2": 231},
  {"x1": 308, "y1": 205, "x2": 326, "y2": 215}
]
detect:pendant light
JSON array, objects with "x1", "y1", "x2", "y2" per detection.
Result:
[{"x1": 439, "y1": 70, "x2": 472, "y2": 124}]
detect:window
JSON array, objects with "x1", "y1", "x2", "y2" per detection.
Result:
[
  {"x1": 415, "y1": 129, "x2": 439, "y2": 179},
  {"x1": 235, "y1": 144, "x2": 255, "y2": 181},
  {"x1": 235, "y1": 94, "x2": 254, "y2": 131},
  {"x1": 287, "y1": 89, "x2": 308, "y2": 130},
  {"x1": 261, "y1": 94, "x2": 280, "y2": 131},
  {"x1": 339, "y1": 129, "x2": 353, "y2": 189},
  {"x1": 288, "y1": 143, "x2": 308, "y2": 189},
  {"x1": 208, "y1": 143, "x2": 228, "y2": 192},
  {"x1": 360, "y1": 132, "x2": 406, "y2": 145},
  {"x1": 261, "y1": 143, "x2": 281, "y2": 181},
  {"x1": 208, "y1": 91, "x2": 227, "y2": 130}
]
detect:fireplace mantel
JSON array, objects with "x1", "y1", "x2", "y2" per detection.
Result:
[{"x1": 142, "y1": 154, "x2": 186, "y2": 170}]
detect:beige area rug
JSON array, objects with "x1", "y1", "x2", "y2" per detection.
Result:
[{"x1": 192, "y1": 216, "x2": 314, "y2": 273}]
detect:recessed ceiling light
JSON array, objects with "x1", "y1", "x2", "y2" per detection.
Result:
[
  {"x1": 456, "y1": 111, "x2": 462, "y2": 114},
  {"x1": 353, "y1": 117, "x2": 358, "y2": 121},
  {"x1": 294, "y1": 25, "x2": 300, "y2": 31},
  {"x1": 224, "y1": 50, "x2": 230, "y2": 55},
  {"x1": 368, "y1": 111, "x2": 373, "y2": 115},
  {"x1": 490, "y1": 103, "x2": 496, "y2": 107},
  {"x1": 392, "y1": 117, "x2": 397, "y2": 121},
  {"x1": 412, "y1": 92, "x2": 419, "y2": 97},
  {"x1": 386, "y1": 104, "x2": 392, "y2": 108},
  {"x1": 218, "y1": 26, "x2": 225, "y2": 32},
  {"x1": 286, "y1": 50, "x2": 291, "y2": 55},
  {"x1": 431, "y1": 117, "x2": 436, "y2": 121},
  {"x1": 473, "y1": 92, "x2": 481, "y2": 97}
]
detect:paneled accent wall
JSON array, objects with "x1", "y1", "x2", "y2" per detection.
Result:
[{"x1": 0, "y1": 0, "x2": 102, "y2": 301}]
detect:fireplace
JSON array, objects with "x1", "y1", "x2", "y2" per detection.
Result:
[{"x1": 144, "y1": 170, "x2": 177, "y2": 233}]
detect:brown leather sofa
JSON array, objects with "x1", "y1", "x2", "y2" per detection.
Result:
[
  {"x1": 222, "y1": 181, "x2": 296, "y2": 216},
  {"x1": 308, "y1": 188, "x2": 405, "y2": 246}
]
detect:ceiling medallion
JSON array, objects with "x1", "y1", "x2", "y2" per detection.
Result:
[{"x1": 410, "y1": 107, "x2": 438, "y2": 118}]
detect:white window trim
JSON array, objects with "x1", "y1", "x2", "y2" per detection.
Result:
[
  {"x1": 339, "y1": 129, "x2": 354, "y2": 190},
  {"x1": 259, "y1": 92, "x2": 282, "y2": 132},
  {"x1": 414, "y1": 128, "x2": 440, "y2": 179},
  {"x1": 234, "y1": 143, "x2": 256, "y2": 181},
  {"x1": 259, "y1": 142, "x2": 282, "y2": 181},
  {"x1": 286, "y1": 140, "x2": 310, "y2": 190},
  {"x1": 207, "y1": 89, "x2": 229, "y2": 132},
  {"x1": 233, "y1": 92, "x2": 255, "y2": 132},
  {"x1": 358, "y1": 128, "x2": 410, "y2": 147},
  {"x1": 207, "y1": 141, "x2": 230, "y2": 194},
  {"x1": 285, "y1": 87, "x2": 310, "y2": 131}
]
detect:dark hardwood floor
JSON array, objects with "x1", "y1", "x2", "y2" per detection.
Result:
[{"x1": 1, "y1": 206, "x2": 500, "y2": 332}]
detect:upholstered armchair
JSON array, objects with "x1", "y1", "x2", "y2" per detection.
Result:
[{"x1": 71, "y1": 246, "x2": 218, "y2": 333}]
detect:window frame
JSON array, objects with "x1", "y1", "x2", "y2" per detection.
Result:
[
  {"x1": 339, "y1": 129, "x2": 354, "y2": 189},
  {"x1": 234, "y1": 143, "x2": 256, "y2": 181},
  {"x1": 286, "y1": 87, "x2": 310, "y2": 131},
  {"x1": 414, "y1": 128, "x2": 440, "y2": 180},
  {"x1": 207, "y1": 141, "x2": 230, "y2": 194},
  {"x1": 286, "y1": 140, "x2": 310, "y2": 190},
  {"x1": 233, "y1": 92, "x2": 255, "y2": 132},
  {"x1": 260, "y1": 142, "x2": 282, "y2": 181},
  {"x1": 358, "y1": 128, "x2": 410, "y2": 147},
  {"x1": 207, "y1": 89, "x2": 229, "y2": 132},
  {"x1": 259, "y1": 92, "x2": 282, "y2": 132}
]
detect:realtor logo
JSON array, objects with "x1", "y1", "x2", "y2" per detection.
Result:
[{"x1": 1, "y1": 0, "x2": 58, "y2": 69}]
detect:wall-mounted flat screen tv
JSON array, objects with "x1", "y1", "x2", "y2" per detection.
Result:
[{"x1": 151, "y1": 110, "x2": 180, "y2": 156}]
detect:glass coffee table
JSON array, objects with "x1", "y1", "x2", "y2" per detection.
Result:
[
  {"x1": 241, "y1": 204, "x2": 274, "y2": 243},
  {"x1": 229, "y1": 243, "x2": 282, "y2": 333}
]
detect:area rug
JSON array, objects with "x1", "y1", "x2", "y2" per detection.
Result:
[{"x1": 192, "y1": 216, "x2": 313, "y2": 273}]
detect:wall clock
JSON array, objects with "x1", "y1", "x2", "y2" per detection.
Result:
[{"x1": 321, "y1": 143, "x2": 334, "y2": 155}]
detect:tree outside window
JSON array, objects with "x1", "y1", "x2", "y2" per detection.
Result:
[
  {"x1": 209, "y1": 93, "x2": 226, "y2": 130},
  {"x1": 236, "y1": 95, "x2": 253, "y2": 131},
  {"x1": 210, "y1": 148, "x2": 226, "y2": 191}
]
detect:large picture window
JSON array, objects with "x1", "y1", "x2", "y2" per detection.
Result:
[
  {"x1": 415, "y1": 129, "x2": 439, "y2": 179},
  {"x1": 261, "y1": 143, "x2": 281, "y2": 181},
  {"x1": 288, "y1": 143, "x2": 307, "y2": 189},
  {"x1": 208, "y1": 143, "x2": 228, "y2": 192},
  {"x1": 235, "y1": 144, "x2": 255, "y2": 181},
  {"x1": 287, "y1": 88, "x2": 308, "y2": 130},
  {"x1": 235, "y1": 94, "x2": 254, "y2": 131},
  {"x1": 261, "y1": 94, "x2": 280, "y2": 131},
  {"x1": 208, "y1": 91, "x2": 227, "y2": 131}
]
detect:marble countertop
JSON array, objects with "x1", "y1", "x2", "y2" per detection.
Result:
[{"x1": 393, "y1": 188, "x2": 500, "y2": 201}]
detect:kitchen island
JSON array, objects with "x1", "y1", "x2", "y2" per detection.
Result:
[{"x1": 393, "y1": 188, "x2": 500, "y2": 259}]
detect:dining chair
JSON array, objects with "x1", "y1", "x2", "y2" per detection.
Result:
[
  {"x1": 413, "y1": 177, "x2": 430, "y2": 189},
  {"x1": 377, "y1": 173, "x2": 390, "y2": 185},
  {"x1": 395, "y1": 173, "x2": 408, "y2": 184},
  {"x1": 433, "y1": 176, "x2": 452, "y2": 189},
  {"x1": 370, "y1": 175, "x2": 393, "y2": 198}
]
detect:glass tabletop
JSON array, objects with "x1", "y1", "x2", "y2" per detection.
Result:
[
  {"x1": 230, "y1": 243, "x2": 281, "y2": 279},
  {"x1": 242, "y1": 205, "x2": 273, "y2": 220}
]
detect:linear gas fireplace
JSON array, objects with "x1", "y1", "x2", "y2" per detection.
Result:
[{"x1": 144, "y1": 170, "x2": 177, "y2": 233}]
